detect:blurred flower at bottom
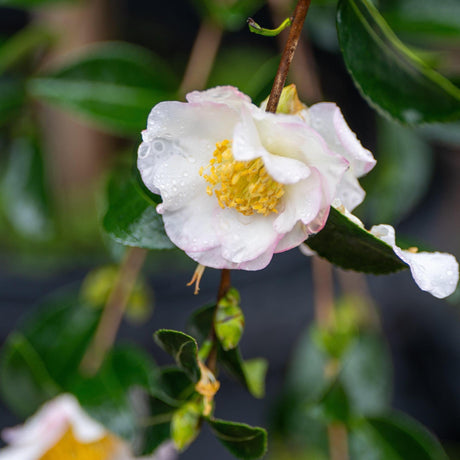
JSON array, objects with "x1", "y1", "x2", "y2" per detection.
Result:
[{"x1": 0, "y1": 394, "x2": 176, "y2": 460}]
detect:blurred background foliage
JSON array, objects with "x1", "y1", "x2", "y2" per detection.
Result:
[{"x1": 0, "y1": 0, "x2": 459, "y2": 459}]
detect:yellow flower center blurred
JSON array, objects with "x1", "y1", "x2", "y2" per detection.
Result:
[
  {"x1": 39, "y1": 426, "x2": 120, "y2": 460},
  {"x1": 200, "y1": 140, "x2": 285, "y2": 216}
]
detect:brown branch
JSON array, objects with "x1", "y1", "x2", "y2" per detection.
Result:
[
  {"x1": 80, "y1": 247, "x2": 148, "y2": 376},
  {"x1": 311, "y1": 256, "x2": 335, "y2": 328},
  {"x1": 265, "y1": 0, "x2": 312, "y2": 113}
]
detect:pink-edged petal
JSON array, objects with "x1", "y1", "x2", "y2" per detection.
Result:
[
  {"x1": 308, "y1": 102, "x2": 376, "y2": 177},
  {"x1": 370, "y1": 224, "x2": 459, "y2": 299},
  {"x1": 162, "y1": 196, "x2": 221, "y2": 252},
  {"x1": 142, "y1": 101, "x2": 238, "y2": 163},
  {"x1": 217, "y1": 210, "x2": 280, "y2": 264},
  {"x1": 275, "y1": 221, "x2": 309, "y2": 253},
  {"x1": 274, "y1": 171, "x2": 322, "y2": 234},
  {"x1": 336, "y1": 172, "x2": 366, "y2": 212},
  {"x1": 186, "y1": 86, "x2": 251, "y2": 108}
]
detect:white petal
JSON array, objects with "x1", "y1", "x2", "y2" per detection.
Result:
[
  {"x1": 186, "y1": 86, "x2": 251, "y2": 108},
  {"x1": 335, "y1": 172, "x2": 366, "y2": 212},
  {"x1": 217, "y1": 210, "x2": 279, "y2": 264},
  {"x1": 370, "y1": 224, "x2": 459, "y2": 299},
  {"x1": 232, "y1": 107, "x2": 266, "y2": 162},
  {"x1": 275, "y1": 222, "x2": 310, "y2": 253},
  {"x1": 274, "y1": 170, "x2": 322, "y2": 234},
  {"x1": 162, "y1": 196, "x2": 221, "y2": 252},
  {"x1": 309, "y1": 102, "x2": 376, "y2": 177}
]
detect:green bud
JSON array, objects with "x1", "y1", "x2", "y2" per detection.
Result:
[
  {"x1": 215, "y1": 288, "x2": 244, "y2": 350},
  {"x1": 171, "y1": 401, "x2": 202, "y2": 451}
]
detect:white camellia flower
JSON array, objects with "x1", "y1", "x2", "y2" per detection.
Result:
[
  {"x1": 138, "y1": 85, "x2": 375, "y2": 270},
  {"x1": 0, "y1": 394, "x2": 176, "y2": 460}
]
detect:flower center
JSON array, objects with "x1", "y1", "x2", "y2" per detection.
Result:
[
  {"x1": 39, "y1": 426, "x2": 120, "y2": 460},
  {"x1": 200, "y1": 140, "x2": 285, "y2": 216}
]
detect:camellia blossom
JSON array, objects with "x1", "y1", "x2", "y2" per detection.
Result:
[
  {"x1": 138, "y1": 85, "x2": 375, "y2": 270},
  {"x1": 0, "y1": 394, "x2": 176, "y2": 460}
]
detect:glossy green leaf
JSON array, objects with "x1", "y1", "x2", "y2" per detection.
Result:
[
  {"x1": 207, "y1": 418, "x2": 267, "y2": 459},
  {"x1": 0, "y1": 79, "x2": 25, "y2": 125},
  {"x1": 171, "y1": 401, "x2": 202, "y2": 451},
  {"x1": 305, "y1": 207, "x2": 408, "y2": 274},
  {"x1": 358, "y1": 117, "x2": 432, "y2": 224},
  {"x1": 187, "y1": 304, "x2": 266, "y2": 398},
  {"x1": 349, "y1": 412, "x2": 449, "y2": 460},
  {"x1": 152, "y1": 367, "x2": 195, "y2": 407},
  {"x1": 311, "y1": 381, "x2": 351, "y2": 424},
  {"x1": 154, "y1": 330, "x2": 201, "y2": 383},
  {"x1": 337, "y1": 0, "x2": 460, "y2": 123},
  {"x1": 28, "y1": 42, "x2": 177, "y2": 134},
  {"x1": 1, "y1": 136, "x2": 54, "y2": 241},
  {"x1": 102, "y1": 167, "x2": 174, "y2": 250},
  {"x1": 0, "y1": 332, "x2": 60, "y2": 417}
]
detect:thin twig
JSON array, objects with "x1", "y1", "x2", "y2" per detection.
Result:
[
  {"x1": 311, "y1": 256, "x2": 335, "y2": 328},
  {"x1": 265, "y1": 0, "x2": 312, "y2": 113},
  {"x1": 80, "y1": 247, "x2": 147, "y2": 376},
  {"x1": 179, "y1": 20, "x2": 223, "y2": 97}
]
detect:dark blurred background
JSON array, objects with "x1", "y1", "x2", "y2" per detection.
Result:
[{"x1": 0, "y1": 0, "x2": 459, "y2": 458}]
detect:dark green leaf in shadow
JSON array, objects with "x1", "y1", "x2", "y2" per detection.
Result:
[
  {"x1": 151, "y1": 367, "x2": 196, "y2": 407},
  {"x1": 0, "y1": 79, "x2": 25, "y2": 125},
  {"x1": 305, "y1": 207, "x2": 408, "y2": 274},
  {"x1": 0, "y1": 332, "x2": 60, "y2": 417},
  {"x1": 1, "y1": 135, "x2": 54, "y2": 241},
  {"x1": 349, "y1": 412, "x2": 449, "y2": 460},
  {"x1": 340, "y1": 333, "x2": 392, "y2": 417},
  {"x1": 207, "y1": 418, "x2": 267, "y2": 459},
  {"x1": 102, "y1": 167, "x2": 174, "y2": 250},
  {"x1": 309, "y1": 381, "x2": 351, "y2": 424},
  {"x1": 28, "y1": 42, "x2": 178, "y2": 135},
  {"x1": 0, "y1": 0, "x2": 75, "y2": 8},
  {"x1": 154, "y1": 330, "x2": 201, "y2": 383},
  {"x1": 337, "y1": 0, "x2": 460, "y2": 123}
]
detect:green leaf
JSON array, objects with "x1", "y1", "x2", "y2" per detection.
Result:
[
  {"x1": 0, "y1": 332, "x2": 60, "y2": 417},
  {"x1": 28, "y1": 42, "x2": 178, "y2": 134},
  {"x1": 349, "y1": 412, "x2": 449, "y2": 460},
  {"x1": 311, "y1": 381, "x2": 351, "y2": 424},
  {"x1": 171, "y1": 400, "x2": 202, "y2": 451},
  {"x1": 154, "y1": 330, "x2": 201, "y2": 383},
  {"x1": 207, "y1": 418, "x2": 267, "y2": 459},
  {"x1": 1, "y1": 135, "x2": 54, "y2": 241},
  {"x1": 340, "y1": 333, "x2": 392, "y2": 417},
  {"x1": 142, "y1": 397, "x2": 174, "y2": 455},
  {"x1": 152, "y1": 367, "x2": 195, "y2": 406},
  {"x1": 215, "y1": 288, "x2": 244, "y2": 351},
  {"x1": 337, "y1": 0, "x2": 460, "y2": 123},
  {"x1": 0, "y1": 79, "x2": 25, "y2": 125},
  {"x1": 305, "y1": 207, "x2": 408, "y2": 274},
  {"x1": 243, "y1": 359, "x2": 268, "y2": 399},
  {"x1": 0, "y1": 26, "x2": 55, "y2": 75},
  {"x1": 358, "y1": 117, "x2": 432, "y2": 224},
  {"x1": 102, "y1": 167, "x2": 174, "y2": 250}
]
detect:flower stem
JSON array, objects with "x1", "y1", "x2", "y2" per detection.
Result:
[
  {"x1": 80, "y1": 247, "x2": 147, "y2": 376},
  {"x1": 265, "y1": 0, "x2": 312, "y2": 113},
  {"x1": 207, "y1": 269, "x2": 232, "y2": 374}
]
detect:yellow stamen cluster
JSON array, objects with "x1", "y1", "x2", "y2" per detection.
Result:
[
  {"x1": 200, "y1": 140, "x2": 285, "y2": 216},
  {"x1": 40, "y1": 426, "x2": 120, "y2": 460}
]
